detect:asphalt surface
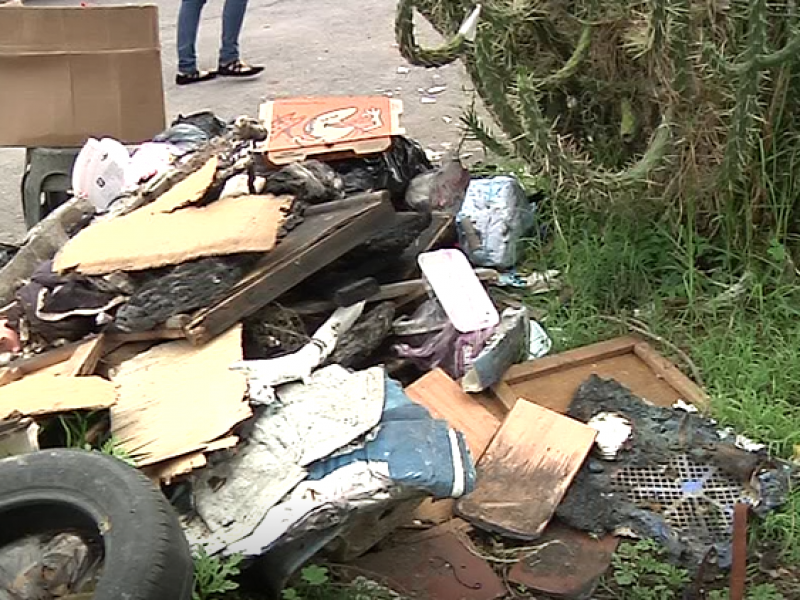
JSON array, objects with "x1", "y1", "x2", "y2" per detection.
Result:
[{"x1": 0, "y1": 0, "x2": 485, "y2": 244}]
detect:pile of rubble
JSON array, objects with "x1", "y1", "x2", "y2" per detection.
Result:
[{"x1": 0, "y1": 98, "x2": 796, "y2": 600}]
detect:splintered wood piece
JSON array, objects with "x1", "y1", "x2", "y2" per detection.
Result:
[
  {"x1": 456, "y1": 399, "x2": 596, "y2": 540},
  {"x1": 141, "y1": 435, "x2": 239, "y2": 484},
  {"x1": 53, "y1": 195, "x2": 292, "y2": 275},
  {"x1": 146, "y1": 155, "x2": 218, "y2": 214},
  {"x1": 63, "y1": 334, "x2": 106, "y2": 376},
  {"x1": 184, "y1": 191, "x2": 394, "y2": 345},
  {"x1": 144, "y1": 452, "x2": 208, "y2": 485},
  {"x1": 494, "y1": 336, "x2": 708, "y2": 413},
  {"x1": 110, "y1": 325, "x2": 250, "y2": 467},
  {"x1": 405, "y1": 368, "x2": 502, "y2": 459},
  {"x1": 0, "y1": 373, "x2": 116, "y2": 420}
]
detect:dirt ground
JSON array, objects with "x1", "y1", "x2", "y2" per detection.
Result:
[{"x1": 0, "y1": 0, "x2": 486, "y2": 244}]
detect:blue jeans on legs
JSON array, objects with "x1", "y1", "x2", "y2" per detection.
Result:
[{"x1": 177, "y1": 0, "x2": 250, "y2": 73}]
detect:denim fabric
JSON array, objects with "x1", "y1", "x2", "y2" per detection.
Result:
[{"x1": 177, "y1": 0, "x2": 249, "y2": 73}]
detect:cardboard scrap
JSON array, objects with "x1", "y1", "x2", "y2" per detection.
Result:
[
  {"x1": 146, "y1": 156, "x2": 218, "y2": 214},
  {"x1": 62, "y1": 334, "x2": 106, "y2": 376},
  {"x1": 0, "y1": 373, "x2": 116, "y2": 420},
  {"x1": 53, "y1": 195, "x2": 292, "y2": 275},
  {"x1": 259, "y1": 96, "x2": 404, "y2": 164},
  {"x1": 110, "y1": 325, "x2": 250, "y2": 466},
  {"x1": 142, "y1": 436, "x2": 239, "y2": 484},
  {"x1": 456, "y1": 399, "x2": 596, "y2": 540}
]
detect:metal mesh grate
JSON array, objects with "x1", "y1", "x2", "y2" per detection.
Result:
[{"x1": 610, "y1": 453, "x2": 748, "y2": 543}]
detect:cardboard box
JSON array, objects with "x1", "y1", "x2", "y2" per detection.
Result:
[
  {"x1": 258, "y1": 97, "x2": 405, "y2": 165},
  {"x1": 0, "y1": 5, "x2": 166, "y2": 147}
]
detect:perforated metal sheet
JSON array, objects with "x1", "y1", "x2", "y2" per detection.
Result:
[{"x1": 610, "y1": 454, "x2": 748, "y2": 543}]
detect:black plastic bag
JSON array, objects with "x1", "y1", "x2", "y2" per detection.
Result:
[{"x1": 328, "y1": 136, "x2": 433, "y2": 206}]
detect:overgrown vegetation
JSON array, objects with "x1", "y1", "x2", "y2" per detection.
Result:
[
  {"x1": 488, "y1": 158, "x2": 800, "y2": 596},
  {"x1": 398, "y1": 0, "x2": 800, "y2": 254},
  {"x1": 53, "y1": 412, "x2": 136, "y2": 465},
  {"x1": 192, "y1": 547, "x2": 243, "y2": 600},
  {"x1": 280, "y1": 566, "x2": 404, "y2": 600},
  {"x1": 602, "y1": 539, "x2": 691, "y2": 599}
]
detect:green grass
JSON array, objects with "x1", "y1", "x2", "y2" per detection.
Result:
[{"x1": 507, "y1": 175, "x2": 800, "y2": 588}]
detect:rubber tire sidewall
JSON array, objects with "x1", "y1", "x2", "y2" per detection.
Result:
[{"x1": 0, "y1": 449, "x2": 194, "y2": 600}]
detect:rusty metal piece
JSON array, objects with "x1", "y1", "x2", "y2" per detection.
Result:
[
  {"x1": 730, "y1": 502, "x2": 749, "y2": 600},
  {"x1": 347, "y1": 526, "x2": 505, "y2": 600},
  {"x1": 508, "y1": 521, "x2": 619, "y2": 599}
]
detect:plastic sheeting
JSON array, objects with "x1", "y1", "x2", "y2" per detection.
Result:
[
  {"x1": 456, "y1": 175, "x2": 535, "y2": 269},
  {"x1": 190, "y1": 373, "x2": 476, "y2": 560}
]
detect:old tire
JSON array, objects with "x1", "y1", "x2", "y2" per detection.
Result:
[{"x1": 0, "y1": 448, "x2": 194, "y2": 600}]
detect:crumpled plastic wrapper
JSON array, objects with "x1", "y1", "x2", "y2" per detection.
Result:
[{"x1": 0, "y1": 533, "x2": 100, "y2": 600}]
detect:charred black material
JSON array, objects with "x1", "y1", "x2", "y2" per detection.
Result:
[
  {"x1": 328, "y1": 302, "x2": 395, "y2": 369},
  {"x1": 113, "y1": 255, "x2": 258, "y2": 332},
  {"x1": 328, "y1": 136, "x2": 432, "y2": 207},
  {"x1": 0, "y1": 244, "x2": 18, "y2": 271}
]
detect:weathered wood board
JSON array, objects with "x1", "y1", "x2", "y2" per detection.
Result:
[{"x1": 456, "y1": 399, "x2": 596, "y2": 540}]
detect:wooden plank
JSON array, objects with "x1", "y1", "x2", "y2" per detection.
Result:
[
  {"x1": 502, "y1": 336, "x2": 639, "y2": 384},
  {"x1": 633, "y1": 341, "x2": 709, "y2": 408},
  {"x1": 287, "y1": 268, "x2": 497, "y2": 315},
  {"x1": 63, "y1": 334, "x2": 106, "y2": 376},
  {"x1": 493, "y1": 336, "x2": 701, "y2": 413},
  {"x1": 184, "y1": 192, "x2": 394, "y2": 345},
  {"x1": 405, "y1": 368, "x2": 502, "y2": 459},
  {"x1": 399, "y1": 211, "x2": 456, "y2": 278},
  {"x1": 0, "y1": 373, "x2": 116, "y2": 420},
  {"x1": 1, "y1": 339, "x2": 90, "y2": 381},
  {"x1": 456, "y1": 399, "x2": 596, "y2": 540},
  {"x1": 54, "y1": 195, "x2": 292, "y2": 275},
  {"x1": 110, "y1": 325, "x2": 250, "y2": 467}
]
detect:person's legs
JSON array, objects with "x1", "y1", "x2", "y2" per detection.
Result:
[
  {"x1": 217, "y1": 0, "x2": 263, "y2": 76},
  {"x1": 219, "y1": 0, "x2": 248, "y2": 67},
  {"x1": 176, "y1": 0, "x2": 206, "y2": 74}
]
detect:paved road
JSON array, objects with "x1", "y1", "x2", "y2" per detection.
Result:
[{"x1": 0, "y1": 0, "x2": 485, "y2": 244}]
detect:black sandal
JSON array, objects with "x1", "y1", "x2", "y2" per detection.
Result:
[
  {"x1": 175, "y1": 70, "x2": 217, "y2": 86},
  {"x1": 217, "y1": 59, "x2": 264, "y2": 78}
]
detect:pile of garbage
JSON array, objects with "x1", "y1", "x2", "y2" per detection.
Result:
[{"x1": 0, "y1": 98, "x2": 796, "y2": 600}]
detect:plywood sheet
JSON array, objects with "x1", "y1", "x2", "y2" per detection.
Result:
[
  {"x1": 405, "y1": 368, "x2": 502, "y2": 459},
  {"x1": 146, "y1": 156, "x2": 218, "y2": 214},
  {"x1": 456, "y1": 399, "x2": 596, "y2": 540},
  {"x1": 0, "y1": 373, "x2": 116, "y2": 420},
  {"x1": 54, "y1": 195, "x2": 292, "y2": 275},
  {"x1": 110, "y1": 325, "x2": 250, "y2": 466},
  {"x1": 494, "y1": 336, "x2": 708, "y2": 413}
]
